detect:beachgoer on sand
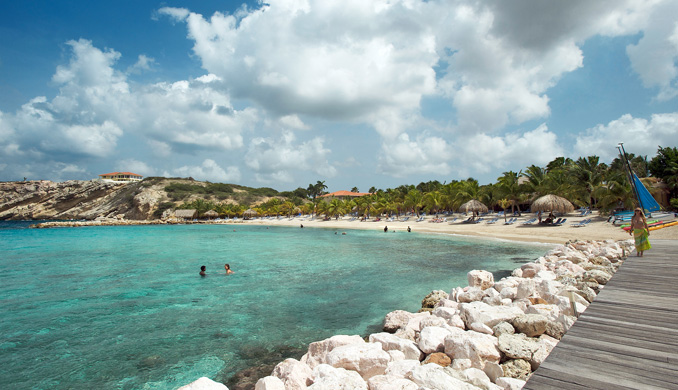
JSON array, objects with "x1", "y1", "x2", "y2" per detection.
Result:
[
  {"x1": 629, "y1": 207, "x2": 651, "y2": 256},
  {"x1": 200, "y1": 265, "x2": 206, "y2": 276},
  {"x1": 224, "y1": 264, "x2": 234, "y2": 275}
]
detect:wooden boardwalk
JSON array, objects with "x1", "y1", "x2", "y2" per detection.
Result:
[{"x1": 524, "y1": 239, "x2": 678, "y2": 390}]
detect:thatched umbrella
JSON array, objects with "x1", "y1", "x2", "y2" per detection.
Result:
[
  {"x1": 458, "y1": 199, "x2": 489, "y2": 214},
  {"x1": 531, "y1": 194, "x2": 574, "y2": 213},
  {"x1": 243, "y1": 208, "x2": 258, "y2": 219},
  {"x1": 203, "y1": 210, "x2": 218, "y2": 220}
]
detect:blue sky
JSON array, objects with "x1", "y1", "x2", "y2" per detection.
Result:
[{"x1": 1, "y1": 0, "x2": 677, "y2": 193}]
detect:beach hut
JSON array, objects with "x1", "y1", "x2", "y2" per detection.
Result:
[
  {"x1": 458, "y1": 199, "x2": 488, "y2": 220},
  {"x1": 243, "y1": 208, "x2": 258, "y2": 220},
  {"x1": 175, "y1": 209, "x2": 197, "y2": 220},
  {"x1": 203, "y1": 210, "x2": 218, "y2": 220},
  {"x1": 530, "y1": 194, "x2": 574, "y2": 214}
]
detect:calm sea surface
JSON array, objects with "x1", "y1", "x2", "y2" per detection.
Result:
[{"x1": 0, "y1": 221, "x2": 549, "y2": 389}]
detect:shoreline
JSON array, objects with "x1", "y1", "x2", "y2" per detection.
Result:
[{"x1": 30, "y1": 212, "x2": 678, "y2": 244}]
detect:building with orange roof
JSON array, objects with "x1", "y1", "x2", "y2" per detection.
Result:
[{"x1": 98, "y1": 172, "x2": 143, "y2": 182}]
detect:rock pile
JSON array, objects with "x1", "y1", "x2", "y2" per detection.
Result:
[{"x1": 179, "y1": 239, "x2": 633, "y2": 390}]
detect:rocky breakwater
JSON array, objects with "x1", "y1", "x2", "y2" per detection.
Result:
[{"x1": 178, "y1": 239, "x2": 633, "y2": 390}]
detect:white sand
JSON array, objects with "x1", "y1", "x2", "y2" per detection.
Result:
[{"x1": 239, "y1": 213, "x2": 678, "y2": 244}]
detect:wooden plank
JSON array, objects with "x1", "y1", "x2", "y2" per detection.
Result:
[{"x1": 525, "y1": 240, "x2": 678, "y2": 390}]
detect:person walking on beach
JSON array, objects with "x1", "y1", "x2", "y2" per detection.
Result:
[
  {"x1": 629, "y1": 207, "x2": 651, "y2": 256},
  {"x1": 224, "y1": 264, "x2": 234, "y2": 275},
  {"x1": 200, "y1": 265, "x2": 207, "y2": 276}
]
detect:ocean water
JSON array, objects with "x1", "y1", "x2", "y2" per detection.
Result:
[{"x1": 0, "y1": 221, "x2": 549, "y2": 389}]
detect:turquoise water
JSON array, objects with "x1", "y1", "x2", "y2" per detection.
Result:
[{"x1": 0, "y1": 222, "x2": 548, "y2": 389}]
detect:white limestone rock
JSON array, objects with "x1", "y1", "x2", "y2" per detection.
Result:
[
  {"x1": 492, "y1": 322, "x2": 515, "y2": 338},
  {"x1": 255, "y1": 376, "x2": 285, "y2": 390},
  {"x1": 511, "y1": 314, "x2": 550, "y2": 337},
  {"x1": 460, "y1": 301, "x2": 525, "y2": 329},
  {"x1": 177, "y1": 377, "x2": 228, "y2": 390},
  {"x1": 469, "y1": 322, "x2": 494, "y2": 335},
  {"x1": 461, "y1": 368, "x2": 498, "y2": 390},
  {"x1": 387, "y1": 350, "x2": 406, "y2": 362},
  {"x1": 385, "y1": 359, "x2": 420, "y2": 379},
  {"x1": 515, "y1": 280, "x2": 536, "y2": 300},
  {"x1": 367, "y1": 375, "x2": 418, "y2": 390},
  {"x1": 519, "y1": 263, "x2": 544, "y2": 278},
  {"x1": 483, "y1": 361, "x2": 504, "y2": 383},
  {"x1": 302, "y1": 335, "x2": 365, "y2": 369},
  {"x1": 435, "y1": 299, "x2": 460, "y2": 309},
  {"x1": 500, "y1": 359, "x2": 532, "y2": 380},
  {"x1": 449, "y1": 314, "x2": 467, "y2": 329},
  {"x1": 369, "y1": 332, "x2": 423, "y2": 361},
  {"x1": 583, "y1": 269, "x2": 612, "y2": 285},
  {"x1": 383, "y1": 311, "x2": 414, "y2": 333},
  {"x1": 408, "y1": 364, "x2": 483, "y2": 390},
  {"x1": 451, "y1": 358, "x2": 473, "y2": 371},
  {"x1": 403, "y1": 312, "x2": 432, "y2": 333},
  {"x1": 419, "y1": 316, "x2": 449, "y2": 330},
  {"x1": 444, "y1": 330, "x2": 501, "y2": 369},
  {"x1": 500, "y1": 287, "x2": 518, "y2": 300},
  {"x1": 326, "y1": 342, "x2": 390, "y2": 379},
  {"x1": 422, "y1": 290, "x2": 450, "y2": 309},
  {"x1": 432, "y1": 307, "x2": 459, "y2": 322},
  {"x1": 495, "y1": 376, "x2": 526, "y2": 390},
  {"x1": 271, "y1": 358, "x2": 313, "y2": 390},
  {"x1": 308, "y1": 364, "x2": 367, "y2": 390},
  {"x1": 524, "y1": 304, "x2": 560, "y2": 323},
  {"x1": 457, "y1": 287, "x2": 486, "y2": 303},
  {"x1": 497, "y1": 333, "x2": 540, "y2": 360},
  {"x1": 418, "y1": 326, "x2": 455, "y2": 354},
  {"x1": 493, "y1": 277, "x2": 520, "y2": 294},
  {"x1": 468, "y1": 270, "x2": 495, "y2": 290}
]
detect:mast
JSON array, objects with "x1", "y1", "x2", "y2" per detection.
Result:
[{"x1": 617, "y1": 143, "x2": 644, "y2": 210}]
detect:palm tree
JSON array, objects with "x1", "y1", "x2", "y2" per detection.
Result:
[
  {"x1": 404, "y1": 189, "x2": 424, "y2": 216},
  {"x1": 497, "y1": 198, "x2": 512, "y2": 222},
  {"x1": 522, "y1": 165, "x2": 548, "y2": 198},
  {"x1": 496, "y1": 171, "x2": 523, "y2": 215},
  {"x1": 569, "y1": 156, "x2": 607, "y2": 208},
  {"x1": 326, "y1": 198, "x2": 344, "y2": 219},
  {"x1": 351, "y1": 186, "x2": 359, "y2": 193},
  {"x1": 423, "y1": 191, "x2": 444, "y2": 215},
  {"x1": 307, "y1": 180, "x2": 328, "y2": 200},
  {"x1": 593, "y1": 172, "x2": 634, "y2": 213}
]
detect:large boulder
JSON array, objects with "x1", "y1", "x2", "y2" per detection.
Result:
[
  {"x1": 500, "y1": 359, "x2": 532, "y2": 380},
  {"x1": 255, "y1": 376, "x2": 285, "y2": 390},
  {"x1": 456, "y1": 287, "x2": 486, "y2": 303},
  {"x1": 524, "y1": 304, "x2": 560, "y2": 323},
  {"x1": 422, "y1": 290, "x2": 450, "y2": 309},
  {"x1": 468, "y1": 270, "x2": 495, "y2": 290},
  {"x1": 511, "y1": 314, "x2": 550, "y2": 337},
  {"x1": 444, "y1": 330, "x2": 501, "y2": 369},
  {"x1": 383, "y1": 311, "x2": 414, "y2": 332},
  {"x1": 366, "y1": 375, "x2": 418, "y2": 390},
  {"x1": 407, "y1": 364, "x2": 483, "y2": 390},
  {"x1": 369, "y1": 332, "x2": 423, "y2": 361},
  {"x1": 482, "y1": 361, "x2": 504, "y2": 383},
  {"x1": 326, "y1": 342, "x2": 390, "y2": 379},
  {"x1": 301, "y1": 335, "x2": 365, "y2": 369},
  {"x1": 583, "y1": 269, "x2": 612, "y2": 285},
  {"x1": 418, "y1": 326, "x2": 456, "y2": 354},
  {"x1": 385, "y1": 359, "x2": 420, "y2": 379},
  {"x1": 492, "y1": 322, "x2": 515, "y2": 338},
  {"x1": 495, "y1": 377, "x2": 527, "y2": 390},
  {"x1": 497, "y1": 333, "x2": 540, "y2": 360},
  {"x1": 308, "y1": 364, "x2": 367, "y2": 390},
  {"x1": 271, "y1": 358, "x2": 313, "y2": 390},
  {"x1": 403, "y1": 312, "x2": 432, "y2": 333},
  {"x1": 520, "y1": 263, "x2": 544, "y2": 278},
  {"x1": 460, "y1": 301, "x2": 524, "y2": 329},
  {"x1": 177, "y1": 377, "x2": 228, "y2": 390}
]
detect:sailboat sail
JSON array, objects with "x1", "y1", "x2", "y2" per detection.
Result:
[{"x1": 632, "y1": 173, "x2": 661, "y2": 213}]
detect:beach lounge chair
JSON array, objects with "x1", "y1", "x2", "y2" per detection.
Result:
[
  {"x1": 447, "y1": 218, "x2": 458, "y2": 224},
  {"x1": 503, "y1": 217, "x2": 516, "y2": 225},
  {"x1": 400, "y1": 216, "x2": 410, "y2": 222},
  {"x1": 554, "y1": 218, "x2": 567, "y2": 226},
  {"x1": 521, "y1": 218, "x2": 537, "y2": 225},
  {"x1": 415, "y1": 216, "x2": 425, "y2": 222},
  {"x1": 473, "y1": 217, "x2": 485, "y2": 224},
  {"x1": 571, "y1": 218, "x2": 591, "y2": 227},
  {"x1": 486, "y1": 218, "x2": 499, "y2": 224}
]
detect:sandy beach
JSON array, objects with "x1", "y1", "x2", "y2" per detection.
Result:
[{"x1": 239, "y1": 213, "x2": 678, "y2": 244}]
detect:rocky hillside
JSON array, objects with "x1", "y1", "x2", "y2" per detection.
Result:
[{"x1": 0, "y1": 178, "x2": 281, "y2": 221}]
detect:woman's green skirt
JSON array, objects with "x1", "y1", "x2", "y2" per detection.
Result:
[{"x1": 633, "y1": 228, "x2": 651, "y2": 252}]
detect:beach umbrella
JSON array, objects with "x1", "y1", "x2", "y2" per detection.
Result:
[
  {"x1": 203, "y1": 210, "x2": 218, "y2": 220},
  {"x1": 458, "y1": 199, "x2": 488, "y2": 214},
  {"x1": 530, "y1": 194, "x2": 574, "y2": 213},
  {"x1": 243, "y1": 208, "x2": 258, "y2": 219}
]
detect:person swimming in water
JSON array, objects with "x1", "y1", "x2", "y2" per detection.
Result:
[
  {"x1": 224, "y1": 263, "x2": 234, "y2": 275},
  {"x1": 199, "y1": 265, "x2": 206, "y2": 276}
]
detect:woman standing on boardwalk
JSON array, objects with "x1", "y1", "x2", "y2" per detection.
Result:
[{"x1": 629, "y1": 208, "x2": 651, "y2": 256}]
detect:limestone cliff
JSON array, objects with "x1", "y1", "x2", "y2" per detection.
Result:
[{"x1": 0, "y1": 180, "x2": 165, "y2": 221}]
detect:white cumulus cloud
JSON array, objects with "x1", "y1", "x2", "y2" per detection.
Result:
[{"x1": 173, "y1": 159, "x2": 241, "y2": 182}]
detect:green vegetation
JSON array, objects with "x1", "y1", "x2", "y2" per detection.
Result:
[{"x1": 152, "y1": 146, "x2": 677, "y2": 220}]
